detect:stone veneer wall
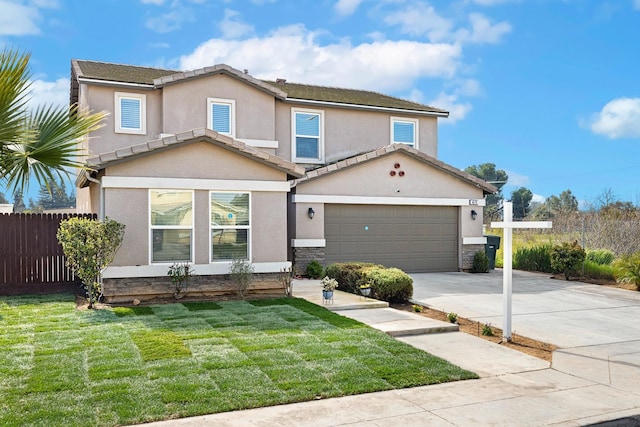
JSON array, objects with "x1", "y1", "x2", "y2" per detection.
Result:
[
  {"x1": 103, "y1": 273, "x2": 284, "y2": 304},
  {"x1": 292, "y1": 247, "x2": 325, "y2": 274},
  {"x1": 462, "y1": 244, "x2": 486, "y2": 270}
]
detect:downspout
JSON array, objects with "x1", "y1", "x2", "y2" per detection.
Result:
[{"x1": 83, "y1": 171, "x2": 104, "y2": 220}]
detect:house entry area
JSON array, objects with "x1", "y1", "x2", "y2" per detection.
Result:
[{"x1": 324, "y1": 204, "x2": 459, "y2": 272}]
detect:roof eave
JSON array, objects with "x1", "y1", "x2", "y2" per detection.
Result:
[{"x1": 284, "y1": 98, "x2": 449, "y2": 117}]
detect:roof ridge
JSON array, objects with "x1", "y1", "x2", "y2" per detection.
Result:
[{"x1": 73, "y1": 59, "x2": 177, "y2": 74}]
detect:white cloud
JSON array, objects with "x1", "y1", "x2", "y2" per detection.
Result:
[
  {"x1": 634, "y1": 0, "x2": 640, "y2": 10},
  {"x1": 27, "y1": 77, "x2": 68, "y2": 110},
  {"x1": 589, "y1": 98, "x2": 640, "y2": 139},
  {"x1": 384, "y1": 3, "x2": 453, "y2": 42},
  {"x1": 504, "y1": 170, "x2": 530, "y2": 187},
  {"x1": 140, "y1": 0, "x2": 164, "y2": 4},
  {"x1": 0, "y1": 0, "x2": 42, "y2": 35},
  {"x1": 179, "y1": 25, "x2": 461, "y2": 93},
  {"x1": 455, "y1": 13, "x2": 512, "y2": 44},
  {"x1": 145, "y1": 7, "x2": 194, "y2": 33},
  {"x1": 217, "y1": 9, "x2": 254, "y2": 39},
  {"x1": 429, "y1": 91, "x2": 472, "y2": 124},
  {"x1": 531, "y1": 193, "x2": 545, "y2": 203},
  {"x1": 334, "y1": 0, "x2": 363, "y2": 17}
]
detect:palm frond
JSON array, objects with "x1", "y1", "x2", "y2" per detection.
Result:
[{"x1": 0, "y1": 49, "x2": 31, "y2": 146}]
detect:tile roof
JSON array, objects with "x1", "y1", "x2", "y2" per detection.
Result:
[
  {"x1": 72, "y1": 60, "x2": 447, "y2": 115},
  {"x1": 293, "y1": 144, "x2": 498, "y2": 194},
  {"x1": 77, "y1": 128, "x2": 305, "y2": 187}
]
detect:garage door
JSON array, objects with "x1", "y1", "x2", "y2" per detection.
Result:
[{"x1": 325, "y1": 205, "x2": 459, "y2": 272}]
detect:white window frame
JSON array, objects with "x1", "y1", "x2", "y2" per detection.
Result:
[
  {"x1": 115, "y1": 92, "x2": 146, "y2": 135},
  {"x1": 149, "y1": 189, "x2": 194, "y2": 264},
  {"x1": 207, "y1": 98, "x2": 236, "y2": 137},
  {"x1": 209, "y1": 191, "x2": 251, "y2": 262},
  {"x1": 390, "y1": 117, "x2": 419, "y2": 148},
  {"x1": 291, "y1": 107, "x2": 324, "y2": 164}
]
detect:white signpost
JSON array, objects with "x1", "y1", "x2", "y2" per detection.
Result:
[{"x1": 491, "y1": 201, "x2": 552, "y2": 340}]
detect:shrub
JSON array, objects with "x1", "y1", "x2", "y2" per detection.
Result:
[
  {"x1": 305, "y1": 260, "x2": 324, "y2": 279},
  {"x1": 586, "y1": 249, "x2": 616, "y2": 266},
  {"x1": 550, "y1": 241, "x2": 586, "y2": 280},
  {"x1": 470, "y1": 251, "x2": 489, "y2": 273},
  {"x1": 447, "y1": 312, "x2": 458, "y2": 323},
  {"x1": 362, "y1": 267, "x2": 413, "y2": 303},
  {"x1": 583, "y1": 260, "x2": 615, "y2": 281},
  {"x1": 324, "y1": 262, "x2": 381, "y2": 294},
  {"x1": 57, "y1": 217, "x2": 125, "y2": 308},
  {"x1": 481, "y1": 323, "x2": 494, "y2": 336},
  {"x1": 230, "y1": 257, "x2": 254, "y2": 298},
  {"x1": 513, "y1": 243, "x2": 553, "y2": 273},
  {"x1": 613, "y1": 253, "x2": 640, "y2": 290}
]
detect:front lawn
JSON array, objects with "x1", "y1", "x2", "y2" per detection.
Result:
[{"x1": 0, "y1": 294, "x2": 477, "y2": 426}]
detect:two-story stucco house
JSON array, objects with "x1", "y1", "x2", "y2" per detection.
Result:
[{"x1": 70, "y1": 60, "x2": 495, "y2": 303}]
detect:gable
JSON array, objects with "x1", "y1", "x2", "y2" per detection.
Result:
[
  {"x1": 105, "y1": 141, "x2": 287, "y2": 181},
  {"x1": 295, "y1": 150, "x2": 490, "y2": 199}
]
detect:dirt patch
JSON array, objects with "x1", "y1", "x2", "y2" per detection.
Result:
[
  {"x1": 550, "y1": 274, "x2": 638, "y2": 292},
  {"x1": 391, "y1": 303, "x2": 557, "y2": 362}
]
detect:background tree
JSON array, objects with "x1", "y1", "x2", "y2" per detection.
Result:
[
  {"x1": 0, "y1": 191, "x2": 7, "y2": 204},
  {"x1": 464, "y1": 163, "x2": 508, "y2": 222},
  {"x1": 533, "y1": 189, "x2": 579, "y2": 219},
  {"x1": 0, "y1": 48, "x2": 105, "y2": 193},
  {"x1": 510, "y1": 187, "x2": 533, "y2": 219},
  {"x1": 12, "y1": 190, "x2": 25, "y2": 213},
  {"x1": 35, "y1": 179, "x2": 74, "y2": 210}
]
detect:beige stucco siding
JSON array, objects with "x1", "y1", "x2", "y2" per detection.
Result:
[
  {"x1": 274, "y1": 102, "x2": 439, "y2": 163},
  {"x1": 162, "y1": 74, "x2": 276, "y2": 140},
  {"x1": 296, "y1": 154, "x2": 482, "y2": 199},
  {"x1": 106, "y1": 141, "x2": 284, "y2": 181},
  {"x1": 81, "y1": 85, "x2": 162, "y2": 155},
  {"x1": 98, "y1": 141, "x2": 290, "y2": 268}
]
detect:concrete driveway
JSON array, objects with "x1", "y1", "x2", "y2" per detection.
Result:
[{"x1": 410, "y1": 269, "x2": 640, "y2": 391}]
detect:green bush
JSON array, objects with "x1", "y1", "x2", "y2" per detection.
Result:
[
  {"x1": 513, "y1": 243, "x2": 553, "y2": 273},
  {"x1": 362, "y1": 267, "x2": 413, "y2": 303},
  {"x1": 550, "y1": 241, "x2": 586, "y2": 280},
  {"x1": 586, "y1": 249, "x2": 616, "y2": 265},
  {"x1": 305, "y1": 260, "x2": 324, "y2": 279},
  {"x1": 324, "y1": 262, "x2": 381, "y2": 294},
  {"x1": 583, "y1": 260, "x2": 615, "y2": 281},
  {"x1": 613, "y1": 253, "x2": 640, "y2": 290},
  {"x1": 470, "y1": 251, "x2": 489, "y2": 273}
]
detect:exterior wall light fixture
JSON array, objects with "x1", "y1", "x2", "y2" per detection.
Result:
[
  {"x1": 471, "y1": 210, "x2": 478, "y2": 221},
  {"x1": 308, "y1": 207, "x2": 315, "y2": 219}
]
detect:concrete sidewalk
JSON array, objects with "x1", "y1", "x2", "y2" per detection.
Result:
[{"x1": 138, "y1": 276, "x2": 640, "y2": 426}]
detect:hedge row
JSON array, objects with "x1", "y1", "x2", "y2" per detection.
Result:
[{"x1": 324, "y1": 262, "x2": 413, "y2": 303}]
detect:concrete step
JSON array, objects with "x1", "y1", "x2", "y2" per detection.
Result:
[{"x1": 333, "y1": 307, "x2": 459, "y2": 337}]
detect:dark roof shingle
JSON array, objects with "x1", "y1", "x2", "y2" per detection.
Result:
[{"x1": 72, "y1": 60, "x2": 447, "y2": 115}]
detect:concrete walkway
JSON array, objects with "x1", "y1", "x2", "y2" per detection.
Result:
[{"x1": 138, "y1": 274, "x2": 640, "y2": 426}]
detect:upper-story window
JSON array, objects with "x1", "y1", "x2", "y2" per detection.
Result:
[
  {"x1": 115, "y1": 92, "x2": 146, "y2": 135},
  {"x1": 207, "y1": 98, "x2": 235, "y2": 137},
  {"x1": 391, "y1": 117, "x2": 419, "y2": 148},
  {"x1": 292, "y1": 108, "x2": 324, "y2": 163}
]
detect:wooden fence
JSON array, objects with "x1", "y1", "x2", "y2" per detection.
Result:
[{"x1": 0, "y1": 213, "x2": 96, "y2": 289}]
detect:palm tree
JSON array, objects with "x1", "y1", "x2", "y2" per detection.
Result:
[{"x1": 0, "y1": 48, "x2": 106, "y2": 192}]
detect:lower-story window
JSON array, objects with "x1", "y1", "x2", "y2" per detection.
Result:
[
  {"x1": 150, "y1": 190, "x2": 193, "y2": 263},
  {"x1": 211, "y1": 192, "x2": 250, "y2": 261}
]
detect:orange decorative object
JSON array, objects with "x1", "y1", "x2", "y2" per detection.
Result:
[
  {"x1": 399, "y1": 171, "x2": 405, "y2": 177},
  {"x1": 390, "y1": 171, "x2": 396, "y2": 176},
  {"x1": 394, "y1": 163, "x2": 401, "y2": 169}
]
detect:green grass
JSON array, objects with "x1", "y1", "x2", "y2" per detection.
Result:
[{"x1": 0, "y1": 294, "x2": 477, "y2": 426}]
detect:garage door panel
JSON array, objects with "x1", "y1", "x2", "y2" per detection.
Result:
[{"x1": 325, "y1": 204, "x2": 459, "y2": 272}]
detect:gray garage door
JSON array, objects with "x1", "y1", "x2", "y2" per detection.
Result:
[{"x1": 325, "y1": 204, "x2": 459, "y2": 272}]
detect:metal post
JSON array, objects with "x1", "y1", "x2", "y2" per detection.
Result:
[{"x1": 503, "y1": 202, "x2": 513, "y2": 341}]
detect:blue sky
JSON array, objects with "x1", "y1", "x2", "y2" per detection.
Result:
[{"x1": 2, "y1": 0, "x2": 640, "y2": 207}]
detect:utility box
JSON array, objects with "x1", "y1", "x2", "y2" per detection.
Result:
[{"x1": 484, "y1": 235, "x2": 501, "y2": 269}]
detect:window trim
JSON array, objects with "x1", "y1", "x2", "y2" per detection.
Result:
[
  {"x1": 207, "y1": 97, "x2": 236, "y2": 137},
  {"x1": 115, "y1": 92, "x2": 146, "y2": 135},
  {"x1": 390, "y1": 116, "x2": 419, "y2": 148},
  {"x1": 149, "y1": 189, "x2": 194, "y2": 264},
  {"x1": 291, "y1": 107, "x2": 324, "y2": 164},
  {"x1": 209, "y1": 191, "x2": 251, "y2": 263}
]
